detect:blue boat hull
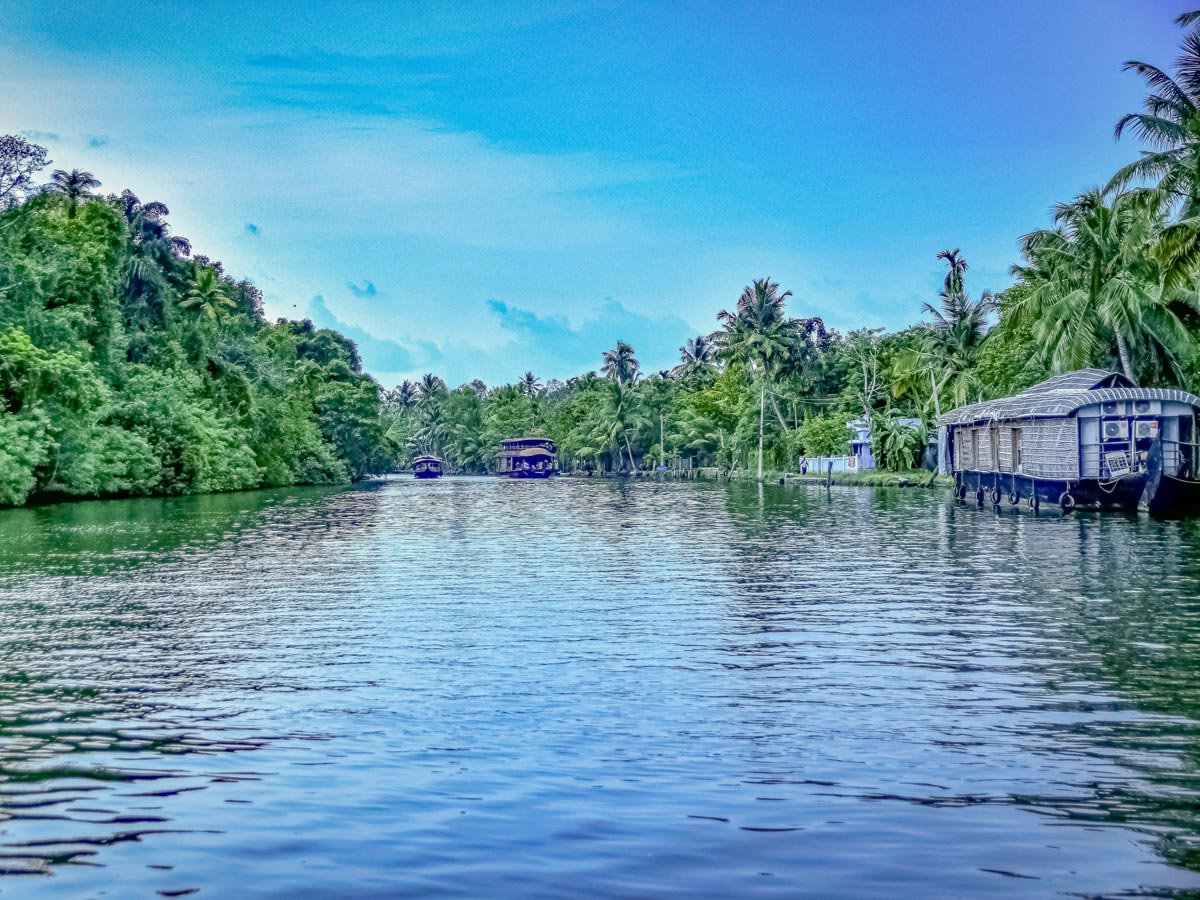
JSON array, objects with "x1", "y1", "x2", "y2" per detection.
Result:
[{"x1": 953, "y1": 469, "x2": 1200, "y2": 517}]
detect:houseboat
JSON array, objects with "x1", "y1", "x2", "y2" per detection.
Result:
[
  {"x1": 937, "y1": 369, "x2": 1200, "y2": 517},
  {"x1": 412, "y1": 455, "x2": 444, "y2": 479},
  {"x1": 495, "y1": 438, "x2": 557, "y2": 478}
]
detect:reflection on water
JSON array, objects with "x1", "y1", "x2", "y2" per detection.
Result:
[{"x1": 3, "y1": 479, "x2": 1200, "y2": 897}]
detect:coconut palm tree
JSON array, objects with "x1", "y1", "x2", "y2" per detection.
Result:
[
  {"x1": 715, "y1": 278, "x2": 795, "y2": 374},
  {"x1": 180, "y1": 267, "x2": 235, "y2": 320},
  {"x1": 418, "y1": 373, "x2": 447, "y2": 402},
  {"x1": 582, "y1": 380, "x2": 646, "y2": 472},
  {"x1": 386, "y1": 381, "x2": 418, "y2": 414},
  {"x1": 673, "y1": 335, "x2": 715, "y2": 377},
  {"x1": 45, "y1": 168, "x2": 100, "y2": 218},
  {"x1": 520, "y1": 371, "x2": 541, "y2": 397},
  {"x1": 1009, "y1": 188, "x2": 1195, "y2": 382},
  {"x1": 1110, "y1": 11, "x2": 1200, "y2": 290},
  {"x1": 601, "y1": 341, "x2": 640, "y2": 385},
  {"x1": 716, "y1": 277, "x2": 818, "y2": 430},
  {"x1": 899, "y1": 268, "x2": 995, "y2": 415}
]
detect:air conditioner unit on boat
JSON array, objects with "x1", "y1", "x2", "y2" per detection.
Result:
[
  {"x1": 1133, "y1": 399, "x2": 1161, "y2": 416},
  {"x1": 1102, "y1": 400, "x2": 1124, "y2": 416},
  {"x1": 1134, "y1": 419, "x2": 1159, "y2": 440},
  {"x1": 1103, "y1": 419, "x2": 1129, "y2": 440}
]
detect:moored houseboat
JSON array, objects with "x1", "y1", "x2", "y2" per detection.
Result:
[
  {"x1": 495, "y1": 438, "x2": 556, "y2": 478},
  {"x1": 412, "y1": 455, "x2": 444, "y2": 479},
  {"x1": 937, "y1": 369, "x2": 1200, "y2": 517}
]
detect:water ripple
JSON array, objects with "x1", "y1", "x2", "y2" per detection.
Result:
[{"x1": 2, "y1": 479, "x2": 1200, "y2": 897}]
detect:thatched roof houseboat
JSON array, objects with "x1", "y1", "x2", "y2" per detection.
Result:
[
  {"x1": 496, "y1": 438, "x2": 556, "y2": 478},
  {"x1": 937, "y1": 369, "x2": 1200, "y2": 516},
  {"x1": 412, "y1": 455, "x2": 443, "y2": 479}
]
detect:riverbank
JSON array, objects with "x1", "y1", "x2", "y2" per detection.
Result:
[{"x1": 786, "y1": 469, "x2": 953, "y2": 488}]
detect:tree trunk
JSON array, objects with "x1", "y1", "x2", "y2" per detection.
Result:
[
  {"x1": 1115, "y1": 332, "x2": 1136, "y2": 384},
  {"x1": 624, "y1": 435, "x2": 637, "y2": 472}
]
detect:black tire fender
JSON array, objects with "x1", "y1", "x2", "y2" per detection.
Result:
[{"x1": 1059, "y1": 491, "x2": 1075, "y2": 511}]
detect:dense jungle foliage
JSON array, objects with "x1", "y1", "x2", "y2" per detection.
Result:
[
  {"x1": 6, "y1": 10, "x2": 1200, "y2": 502},
  {"x1": 0, "y1": 164, "x2": 397, "y2": 507}
]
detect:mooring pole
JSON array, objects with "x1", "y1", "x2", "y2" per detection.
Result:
[{"x1": 757, "y1": 384, "x2": 765, "y2": 482}]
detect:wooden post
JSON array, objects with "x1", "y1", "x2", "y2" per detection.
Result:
[{"x1": 757, "y1": 383, "x2": 765, "y2": 482}]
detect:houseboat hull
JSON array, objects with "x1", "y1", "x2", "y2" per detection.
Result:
[
  {"x1": 953, "y1": 469, "x2": 1200, "y2": 518},
  {"x1": 414, "y1": 469, "x2": 442, "y2": 479},
  {"x1": 502, "y1": 468, "x2": 554, "y2": 479}
]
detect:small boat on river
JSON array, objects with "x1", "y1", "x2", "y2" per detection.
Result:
[
  {"x1": 495, "y1": 438, "x2": 556, "y2": 478},
  {"x1": 937, "y1": 368, "x2": 1200, "y2": 516},
  {"x1": 413, "y1": 455, "x2": 444, "y2": 479}
]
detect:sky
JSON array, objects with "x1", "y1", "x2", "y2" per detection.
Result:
[{"x1": 0, "y1": 1, "x2": 1192, "y2": 387}]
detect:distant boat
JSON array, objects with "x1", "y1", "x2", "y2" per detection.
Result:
[
  {"x1": 496, "y1": 438, "x2": 556, "y2": 478},
  {"x1": 938, "y1": 368, "x2": 1200, "y2": 516},
  {"x1": 413, "y1": 455, "x2": 444, "y2": 479}
]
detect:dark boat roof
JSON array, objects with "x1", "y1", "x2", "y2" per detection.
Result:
[
  {"x1": 938, "y1": 369, "x2": 1200, "y2": 426},
  {"x1": 498, "y1": 437, "x2": 556, "y2": 448},
  {"x1": 412, "y1": 455, "x2": 442, "y2": 463}
]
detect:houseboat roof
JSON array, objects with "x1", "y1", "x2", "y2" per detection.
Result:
[
  {"x1": 498, "y1": 437, "x2": 556, "y2": 448},
  {"x1": 412, "y1": 455, "x2": 441, "y2": 463},
  {"x1": 937, "y1": 369, "x2": 1200, "y2": 427},
  {"x1": 496, "y1": 446, "x2": 555, "y2": 459}
]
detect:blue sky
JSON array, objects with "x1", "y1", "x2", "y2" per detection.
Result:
[{"x1": 0, "y1": 1, "x2": 1190, "y2": 386}]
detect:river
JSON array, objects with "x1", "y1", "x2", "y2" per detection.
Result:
[{"x1": 2, "y1": 478, "x2": 1200, "y2": 898}]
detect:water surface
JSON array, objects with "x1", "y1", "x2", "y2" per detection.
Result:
[{"x1": 3, "y1": 478, "x2": 1200, "y2": 898}]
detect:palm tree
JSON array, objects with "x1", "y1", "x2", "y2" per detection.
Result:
[
  {"x1": 716, "y1": 278, "x2": 795, "y2": 374},
  {"x1": 418, "y1": 373, "x2": 447, "y2": 403},
  {"x1": 1110, "y1": 11, "x2": 1200, "y2": 290},
  {"x1": 520, "y1": 371, "x2": 541, "y2": 397},
  {"x1": 936, "y1": 249, "x2": 969, "y2": 294},
  {"x1": 1009, "y1": 188, "x2": 1195, "y2": 382},
  {"x1": 180, "y1": 266, "x2": 235, "y2": 320},
  {"x1": 899, "y1": 258, "x2": 995, "y2": 415},
  {"x1": 672, "y1": 334, "x2": 715, "y2": 377},
  {"x1": 601, "y1": 341, "x2": 640, "y2": 385},
  {"x1": 583, "y1": 380, "x2": 646, "y2": 472},
  {"x1": 119, "y1": 191, "x2": 191, "y2": 258},
  {"x1": 386, "y1": 381, "x2": 418, "y2": 414},
  {"x1": 46, "y1": 169, "x2": 100, "y2": 218},
  {"x1": 716, "y1": 277, "x2": 816, "y2": 430}
]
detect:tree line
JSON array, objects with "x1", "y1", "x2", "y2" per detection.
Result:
[
  {"x1": 382, "y1": 10, "x2": 1200, "y2": 477},
  {"x1": 4, "y1": 9, "x2": 1200, "y2": 500},
  {"x1": 0, "y1": 145, "x2": 397, "y2": 507}
]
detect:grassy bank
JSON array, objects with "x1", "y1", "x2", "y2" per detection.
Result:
[{"x1": 787, "y1": 469, "x2": 953, "y2": 488}]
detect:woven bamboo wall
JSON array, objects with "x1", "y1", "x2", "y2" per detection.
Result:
[
  {"x1": 951, "y1": 418, "x2": 1078, "y2": 478},
  {"x1": 1020, "y1": 418, "x2": 1080, "y2": 478},
  {"x1": 998, "y1": 425, "x2": 1014, "y2": 472}
]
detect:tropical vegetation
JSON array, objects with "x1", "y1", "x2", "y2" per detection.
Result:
[{"x1": 5, "y1": 9, "x2": 1200, "y2": 503}]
